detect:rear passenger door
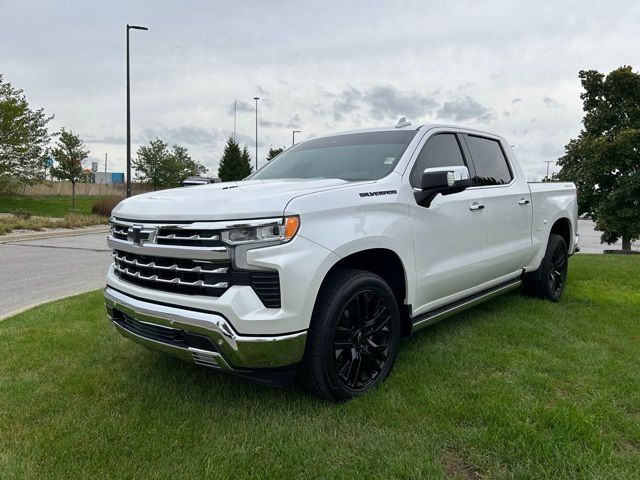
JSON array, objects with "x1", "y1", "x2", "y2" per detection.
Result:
[{"x1": 462, "y1": 134, "x2": 532, "y2": 279}]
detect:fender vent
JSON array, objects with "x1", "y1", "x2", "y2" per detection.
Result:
[{"x1": 231, "y1": 270, "x2": 281, "y2": 308}]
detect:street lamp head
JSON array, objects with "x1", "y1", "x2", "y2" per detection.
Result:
[
  {"x1": 253, "y1": 97, "x2": 260, "y2": 101},
  {"x1": 128, "y1": 25, "x2": 149, "y2": 31}
]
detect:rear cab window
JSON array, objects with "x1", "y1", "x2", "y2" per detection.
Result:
[{"x1": 463, "y1": 135, "x2": 513, "y2": 186}]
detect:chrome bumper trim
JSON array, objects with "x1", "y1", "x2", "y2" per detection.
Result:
[{"x1": 104, "y1": 287, "x2": 306, "y2": 369}]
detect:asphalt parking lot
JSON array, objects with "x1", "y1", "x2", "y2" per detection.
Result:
[
  {"x1": 577, "y1": 218, "x2": 639, "y2": 254},
  {"x1": 0, "y1": 232, "x2": 111, "y2": 319}
]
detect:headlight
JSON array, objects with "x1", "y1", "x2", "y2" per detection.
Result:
[{"x1": 221, "y1": 216, "x2": 300, "y2": 245}]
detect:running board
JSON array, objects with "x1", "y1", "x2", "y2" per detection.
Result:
[{"x1": 411, "y1": 278, "x2": 522, "y2": 333}]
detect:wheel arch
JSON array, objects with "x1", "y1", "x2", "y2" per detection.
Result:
[
  {"x1": 318, "y1": 248, "x2": 412, "y2": 338},
  {"x1": 550, "y1": 217, "x2": 572, "y2": 249}
]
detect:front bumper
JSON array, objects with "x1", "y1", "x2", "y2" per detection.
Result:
[{"x1": 105, "y1": 287, "x2": 307, "y2": 380}]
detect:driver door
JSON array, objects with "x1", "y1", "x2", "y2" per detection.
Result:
[{"x1": 405, "y1": 130, "x2": 490, "y2": 316}]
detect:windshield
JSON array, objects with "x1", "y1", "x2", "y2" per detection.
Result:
[{"x1": 250, "y1": 130, "x2": 417, "y2": 181}]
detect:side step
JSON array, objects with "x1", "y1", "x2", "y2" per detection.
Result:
[{"x1": 411, "y1": 278, "x2": 522, "y2": 333}]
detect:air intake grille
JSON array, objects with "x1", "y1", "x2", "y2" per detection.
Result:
[
  {"x1": 113, "y1": 312, "x2": 218, "y2": 352},
  {"x1": 251, "y1": 272, "x2": 281, "y2": 308}
]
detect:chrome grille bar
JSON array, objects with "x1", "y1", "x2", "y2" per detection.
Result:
[
  {"x1": 107, "y1": 237, "x2": 230, "y2": 261},
  {"x1": 155, "y1": 233, "x2": 220, "y2": 241},
  {"x1": 112, "y1": 252, "x2": 228, "y2": 274},
  {"x1": 114, "y1": 264, "x2": 228, "y2": 289}
]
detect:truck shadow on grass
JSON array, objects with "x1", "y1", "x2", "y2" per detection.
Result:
[{"x1": 127, "y1": 290, "x2": 528, "y2": 408}]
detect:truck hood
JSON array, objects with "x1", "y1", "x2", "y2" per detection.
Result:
[{"x1": 112, "y1": 178, "x2": 358, "y2": 221}]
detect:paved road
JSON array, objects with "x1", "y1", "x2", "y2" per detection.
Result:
[
  {"x1": 0, "y1": 232, "x2": 112, "y2": 319},
  {"x1": 577, "y1": 219, "x2": 639, "y2": 254}
]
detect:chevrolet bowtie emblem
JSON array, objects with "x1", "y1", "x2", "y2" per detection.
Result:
[{"x1": 127, "y1": 225, "x2": 155, "y2": 245}]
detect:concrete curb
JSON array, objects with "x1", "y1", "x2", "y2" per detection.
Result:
[
  {"x1": 0, "y1": 288, "x2": 102, "y2": 321},
  {"x1": 0, "y1": 226, "x2": 109, "y2": 244}
]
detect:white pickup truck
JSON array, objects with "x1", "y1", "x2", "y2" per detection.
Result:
[{"x1": 105, "y1": 122, "x2": 578, "y2": 401}]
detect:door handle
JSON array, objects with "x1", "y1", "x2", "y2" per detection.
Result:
[
  {"x1": 518, "y1": 198, "x2": 530, "y2": 206},
  {"x1": 469, "y1": 203, "x2": 485, "y2": 211}
]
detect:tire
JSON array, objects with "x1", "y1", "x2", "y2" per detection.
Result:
[
  {"x1": 299, "y1": 268, "x2": 401, "y2": 401},
  {"x1": 523, "y1": 234, "x2": 569, "y2": 302}
]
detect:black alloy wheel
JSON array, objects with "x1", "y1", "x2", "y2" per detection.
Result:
[
  {"x1": 523, "y1": 234, "x2": 569, "y2": 302},
  {"x1": 333, "y1": 290, "x2": 393, "y2": 390},
  {"x1": 548, "y1": 240, "x2": 568, "y2": 298},
  {"x1": 299, "y1": 269, "x2": 401, "y2": 401}
]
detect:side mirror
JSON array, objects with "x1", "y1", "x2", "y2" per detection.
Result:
[{"x1": 415, "y1": 166, "x2": 471, "y2": 207}]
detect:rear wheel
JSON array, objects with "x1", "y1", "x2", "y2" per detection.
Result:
[
  {"x1": 524, "y1": 234, "x2": 569, "y2": 302},
  {"x1": 299, "y1": 269, "x2": 401, "y2": 401}
]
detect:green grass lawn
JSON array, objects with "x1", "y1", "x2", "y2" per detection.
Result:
[
  {"x1": 0, "y1": 195, "x2": 108, "y2": 217},
  {"x1": 1, "y1": 255, "x2": 639, "y2": 479}
]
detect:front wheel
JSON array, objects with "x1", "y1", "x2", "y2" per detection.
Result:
[
  {"x1": 299, "y1": 269, "x2": 401, "y2": 401},
  {"x1": 523, "y1": 234, "x2": 569, "y2": 302}
]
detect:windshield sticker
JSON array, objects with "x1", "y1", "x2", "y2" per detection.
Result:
[{"x1": 384, "y1": 157, "x2": 395, "y2": 165}]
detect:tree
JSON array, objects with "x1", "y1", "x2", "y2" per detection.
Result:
[
  {"x1": 164, "y1": 144, "x2": 207, "y2": 186},
  {"x1": 557, "y1": 66, "x2": 640, "y2": 251},
  {"x1": 133, "y1": 138, "x2": 168, "y2": 190},
  {"x1": 266, "y1": 147, "x2": 284, "y2": 161},
  {"x1": 217, "y1": 137, "x2": 252, "y2": 181},
  {"x1": 133, "y1": 138, "x2": 206, "y2": 189},
  {"x1": 240, "y1": 146, "x2": 253, "y2": 177},
  {"x1": 0, "y1": 74, "x2": 53, "y2": 183},
  {"x1": 49, "y1": 129, "x2": 90, "y2": 210}
]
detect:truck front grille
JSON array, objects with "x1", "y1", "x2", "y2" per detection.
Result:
[
  {"x1": 112, "y1": 251, "x2": 281, "y2": 307},
  {"x1": 109, "y1": 218, "x2": 282, "y2": 307},
  {"x1": 112, "y1": 250, "x2": 230, "y2": 296}
]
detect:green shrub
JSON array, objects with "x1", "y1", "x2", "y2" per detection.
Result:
[
  {"x1": 0, "y1": 213, "x2": 107, "y2": 235},
  {"x1": 91, "y1": 196, "x2": 123, "y2": 217},
  {"x1": 10, "y1": 208, "x2": 32, "y2": 220},
  {"x1": 0, "y1": 176, "x2": 23, "y2": 195}
]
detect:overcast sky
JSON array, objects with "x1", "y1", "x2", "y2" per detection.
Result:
[{"x1": 1, "y1": 0, "x2": 638, "y2": 179}]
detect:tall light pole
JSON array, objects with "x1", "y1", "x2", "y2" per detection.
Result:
[
  {"x1": 292, "y1": 130, "x2": 301, "y2": 146},
  {"x1": 233, "y1": 100, "x2": 237, "y2": 141},
  {"x1": 253, "y1": 96, "x2": 259, "y2": 171},
  {"x1": 544, "y1": 160, "x2": 554, "y2": 179},
  {"x1": 126, "y1": 24, "x2": 148, "y2": 197}
]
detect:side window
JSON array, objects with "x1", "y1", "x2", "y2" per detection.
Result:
[
  {"x1": 465, "y1": 135, "x2": 513, "y2": 185},
  {"x1": 410, "y1": 133, "x2": 466, "y2": 187}
]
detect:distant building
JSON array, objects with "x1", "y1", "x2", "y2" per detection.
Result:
[{"x1": 93, "y1": 172, "x2": 125, "y2": 184}]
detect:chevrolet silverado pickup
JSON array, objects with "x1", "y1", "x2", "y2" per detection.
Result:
[{"x1": 105, "y1": 122, "x2": 578, "y2": 401}]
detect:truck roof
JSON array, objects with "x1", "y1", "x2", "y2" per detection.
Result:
[{"x1": 317, "y1": 123, "x2": 501, "y2": 140}]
